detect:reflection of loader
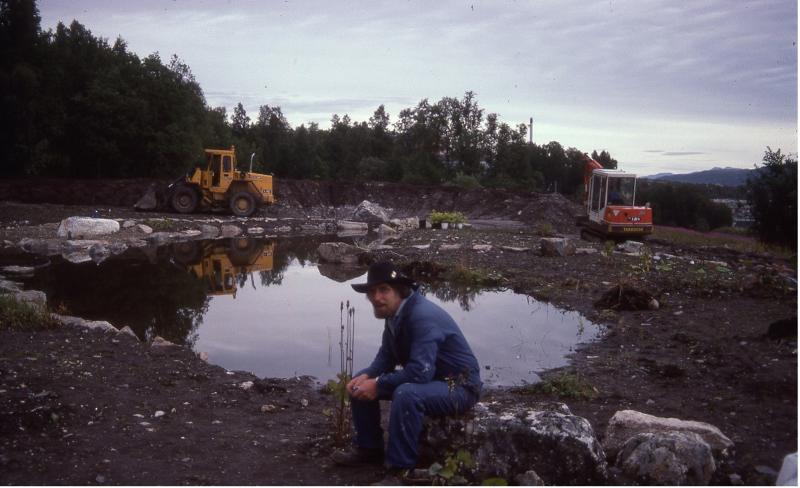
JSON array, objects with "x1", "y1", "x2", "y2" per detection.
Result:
[
  {"x1": 167, "y1": 146, "x2": 275, "y2": 217},
  {"x1": 171, "y1": 239, "x2": 275, "y2": 297}
]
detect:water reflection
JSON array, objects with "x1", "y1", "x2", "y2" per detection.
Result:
[{"x1": 19, "y1": 237, "x2": 598, "y2": 386}]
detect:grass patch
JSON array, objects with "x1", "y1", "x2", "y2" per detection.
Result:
[
  {"x1": 443, "y1": 264, "x2": 500, "y2": 286},
  {"x1": 517, "y1": 372, "x2": 598, "y2": 400},
  {"x1": 653, "y1": 226, "x2": 794, "y2": 259},
  {"x1": 142, "y1": 219, "x2": 172, "y2": 231},
  {"x1": 535, "y1": 222, "x2": 555, "y2": 237},
  {"x1": 0, "y1": 294, "x2": 59, "y2": 331}
]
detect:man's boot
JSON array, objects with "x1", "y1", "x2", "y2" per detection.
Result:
[{"x1": 331, "y1": 446, "x2": 384, "y2": 467}]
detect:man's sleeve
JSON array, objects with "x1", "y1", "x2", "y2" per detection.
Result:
[
  {"x1": 375, "y1": 321, "x2": 443, "y2": 397},
  {"x1": 356, "y1": 328, "x2": 397, "y2": 378}
]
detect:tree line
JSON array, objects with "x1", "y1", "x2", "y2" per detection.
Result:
[{"x1": 2, "y1": 0, "x2": 794, "y2": 243}]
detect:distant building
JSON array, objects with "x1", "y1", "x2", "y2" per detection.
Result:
[{"x1": 713, "y1": 199, "x2": 754, "y2": 229}]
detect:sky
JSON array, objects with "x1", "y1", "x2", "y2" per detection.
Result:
[{"x1": 39, "y1": 0, "x2": 797, "y2": 176}]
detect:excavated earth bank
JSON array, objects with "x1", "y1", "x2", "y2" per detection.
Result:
[{"x1": 0, "y1": 178, "x2": 796, "y2": 485}]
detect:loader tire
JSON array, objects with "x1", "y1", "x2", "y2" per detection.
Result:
[
  {"x1": 230, "y1": 191, "x2": 256, "y2": 217},
  {"x1": 170, "y1": 185, "x2": 198, "y2": 214}
]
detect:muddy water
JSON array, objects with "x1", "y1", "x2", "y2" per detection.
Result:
[{"x1": 17, "y1": 237, "x2": 598, "y2": 386}]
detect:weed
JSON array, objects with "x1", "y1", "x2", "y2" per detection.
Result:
[
  {"x1": 429, "y1": 448, "x2": 475, "y2": 485},
  {"x1": 143, "y1": 219, "x2": 172, "y2": 231},
  {"x1": 443, "y1": 264, "x2": 500, "y2": 287},
  {"x1": 0, "y1": 295, "x2": 59, "y2": 330},
  {"x1": 535, "y1": 222, "x2": 555, "y2": 237},
  {"x1": 521, "y1": 371, "x2": 598, "y2": 400},
  {"x1": 325, "y1": 301, "x2": 356, "y2": 446},
  {"x1": 429, "y1": 210, "x2": 467, "y2": 225}
]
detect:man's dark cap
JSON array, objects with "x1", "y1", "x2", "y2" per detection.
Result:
[{"x1": 351, "y1": 261, "x2": 417, "y2": 293}]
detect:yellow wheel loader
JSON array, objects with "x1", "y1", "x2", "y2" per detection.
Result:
[{"x1": 167, "y1": 146, "x2": 275, "y2": 217}]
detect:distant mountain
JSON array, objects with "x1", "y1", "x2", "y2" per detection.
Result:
[{"x1": 643, "y1": 167, "x2": 754, "y2": 187}]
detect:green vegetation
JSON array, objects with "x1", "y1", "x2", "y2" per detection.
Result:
[
  {"x1": 637, "y1": 180, "x2": 733, "y2": 231},
  {"x1": 652, "y1": 226, "x2": 793, "y2": 258},
  {"x1": 745, "y1": 147, "x2": 797, "y2": 249},
  {"x1": 535, "y1": 222, "x2": 555, "y2": 237},
  {"x1": 442, "y1": 264, "x2": 499, "y2": 286},
  {"x1": 428, "y1": 211, "x2": 467, "y2": 225},
  {"x1": 429, "y1": 449, "x2": 475, "y2": 485},
  {"x1": 0, "y1": 294, "x2": 58, "y2": 330},
  {"x1": 519, "y1": 372, "x2": 598, "y2": 400},
  {"x1": 142, "y1": 219, "x2": 172, "y2": 231}
]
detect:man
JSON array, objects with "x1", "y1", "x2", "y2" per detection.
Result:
[{"x1": 332, "y1": 261, "x2": 482, "y2": 479}]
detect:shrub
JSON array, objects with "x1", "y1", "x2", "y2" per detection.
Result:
[
  {"x1": 428, "y1": 211, "x2": 467, "y2": 224},
  {"x1": 0, "y1": 295, "x2": 58, "y2": 330}
]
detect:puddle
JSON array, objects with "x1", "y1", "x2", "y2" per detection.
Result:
[{"x1": 15, "y1": 237, "x2": 599, "y2": 387}]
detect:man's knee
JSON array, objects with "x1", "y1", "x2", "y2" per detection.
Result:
[{"x1": 391, "y1": 383, "x2": 421, "y2": 407}]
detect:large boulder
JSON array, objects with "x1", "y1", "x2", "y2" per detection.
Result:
[
  {"x1": 604, "y1": 410, "x2": 733, "y2": 460},
  {"x1": 133, "y1": 185, "x2": 159, "y2": 211},
  {"x1": 540, "y1": 237, "x2": 576, "y2": 257},
  {"x1": 317, "y1": 242, "x2": 363, "y2": 264},
  {"x1": 421, "y1": 402, "x2": 607, "y2": 485},
  {"x1": 317, "y1": 263, "x2": 366, "y2": 283},
  {"x1": 615, "y1": 431, "x2": 715, "y2": 485},
  {"x1": 57, "y1": 217, "x2": 120, "y2": 239},
  {"x1": 352, "y1": 200, "x2": 389, "y2": 223}
]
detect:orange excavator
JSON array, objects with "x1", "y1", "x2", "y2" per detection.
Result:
[{"x1": 576, "y1": 155, "x2": 653, "y2": 240}]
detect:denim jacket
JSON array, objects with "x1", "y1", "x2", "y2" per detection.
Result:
[{"x1": 357, "y1": 291, "x2": 482, "y2": 397}]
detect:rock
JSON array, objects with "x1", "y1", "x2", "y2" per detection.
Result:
[
  {"x1": 261, "y1": 404, "x2": 277, "y2": 413},
  {"x1": 317, "y1": 242, "x2": 363, "y2": 264},
  {"x1": 617, "y1": 240, "x2": 645, "y2": 255},
  {"x1": 134, "y1": 185, "x2": 159, "y2": 211},
  {"x1": 247, "y1": 227, "x2": 265, "y2": 235},
  {"x1": 62, "y1": 252, "x2": 92, "y2": 264},
  {"x1": 472, "y1": 244, "x2": 493, "y2": 252},
  {"x1": 13, "y1": 290, "x2": 47, "y2": 311},
  {"x1": 275, "y1": 225, "x2": 292, "y2": 233},
  {"x1": 0, "y1": 279, "x2": 22, "y2": 293},
  {"x1": 604, "y1": 410, "x2": 733, "y2": 460},
  {"x1": 615, "y1": 431, "x2": 715, "y2": 485},
  {"x1": 57, "y1": 217, "x2": 120, "y2": 239},
  {"x1": 239, "y1": 381, "x2": 254, "y2": 390},
  {"x1": 146, "y1": 232, "x2": 176, "y2": 245},
  {"x1": 198, "y1": 351, "x2": 209, "y2": 362},
  {"x1": 390, "y1": 217, "x2": 419, "y2": 231},
  {"x1": 18, "y1": 238, "x2": 62, "y2": 255},
  {"x1": 122, "y1": 220, "x2": 136, "y2": 229},
  {"x1": 421, "y1": 402, "x2": 607, "y2": 484},
  {"x1": 151, "y1": 336, "x2": 176, "y2": 347},
  {"x1": 777, "y1": 453, "x2": 798, "y2": 486},
  {"x1": 648, "y1": 298, "x2": 660, "y2": 310},
  {"x1": 501, "y1": 246, "x2": 530, "y2": 252},
  {"x1": 118, "y1": 326, "x2": 138, "y2": 339},
  {"x1": 540, "y1": 237, "x2": 576, "y2": 257},
  {"x1": 337, "y1": 220, "x2": 369, "y2": 231},
  {"x1": 89, "y1": 244, "x2": 111, "y2": 264},
  {"x1": 411, "y1": 244, "x2": 430, "y2": 250},
  {"x1": 154, "y1": 410, "x2": 165, "y2": 418},
  {"x1": 516, "y1": 469, "x2": 545, "y2": 485},
  {"x1": 95, "y1": 474, "x2": 107, "y2": 484},
  {"x1": 317, "y1": 263, "x2": 366, "y2": 283},
  {"x1": 200, "y1": 225, "x2": 220, "y2": 238},
  {"x1": 0, "y1": 265, "x2": 35, "y2": 276},
  {"x1": 136, "y1": 224, "x2": 153, "y2": 235},
  {"x1": 221, "y1": 225, "x2": 242, "y2": 238},
  {"x1": 352, "y1": 200, "x2": 389, "y2": 223},
  {"x1": 182, "y1": 230, "x2": 202, "y2": 238},
  {"x1": 439, "y1": 244, "x2": 462, "y2": 251},
  {"x1": 378, "y1": 224, "x2": 396, "y2": 235},
  {"x1": 54, "y1": 314, "x2": 117, "y2": 332},
  {"x1": 575, "y1": 247, "x2": 598, "y2": 255},
  {"x1": 300, "y1": 398, "x2": 309, "y2": 407}
]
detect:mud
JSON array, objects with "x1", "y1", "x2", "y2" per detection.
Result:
[{"x1": 0, "y1": 179, "x2": 796, "y2": 485}]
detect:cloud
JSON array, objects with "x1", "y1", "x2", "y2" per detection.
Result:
[{"x1": 662, "y1": 151, "x2": 706, "y2": 156}]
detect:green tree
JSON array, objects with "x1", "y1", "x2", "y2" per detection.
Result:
[{"x1": 745, "y1": 147, "x2": 797, "y2": 248}]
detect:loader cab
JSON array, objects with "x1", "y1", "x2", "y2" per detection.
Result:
[
  {"x1": 204, "y1": 147, "x2": 236, "y2": 191},
  {"x1": 588, "y1": 170, "x2": 637, "y2": 222}
]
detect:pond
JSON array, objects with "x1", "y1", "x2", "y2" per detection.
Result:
[{"x1": 17, "y1": 237, "x2": 599, "y2": 387}]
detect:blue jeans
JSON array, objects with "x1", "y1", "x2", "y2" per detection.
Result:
[{"x1": 351, "y1": 381, "x2": 478, "y2": 469}]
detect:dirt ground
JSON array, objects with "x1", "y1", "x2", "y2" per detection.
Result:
[{"x1": 0, "y1": 181, "x2": 796, "y2": 485}]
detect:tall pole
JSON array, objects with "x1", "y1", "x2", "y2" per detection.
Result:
[{"x1": 529, "y1": 117, "x2": 533, "y2": 144}]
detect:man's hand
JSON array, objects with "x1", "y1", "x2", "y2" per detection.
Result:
[
  {"x1": 346, "y1": 374, "x2": 368, "y2": 397},
  {"x1": 350, "y1": 378, "x2": 378, "y2": 401}
]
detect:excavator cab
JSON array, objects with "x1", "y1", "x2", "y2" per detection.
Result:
[{"x1": 578, "y1": 156, "x2": 653, "y2": 240}]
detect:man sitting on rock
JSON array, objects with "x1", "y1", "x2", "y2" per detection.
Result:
[{"x1": 332, "y1": 261, "x2": 482, "y2": 481}]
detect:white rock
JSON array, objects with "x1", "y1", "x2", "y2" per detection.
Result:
[
  {"x1": 501, "y1": 246, "x2": 530, "y2": 252},
  {"x1": 1, "y1": 265, "x2": 36, "y2": 275},
  {"x1": 777, "y1": 452, "x2": 798, "y2": 486},
  {"x1": 0, "y1": 279, "x2": 22, "y2": 293},
  {"x1": 411, "y1": 244, "x2": 431, "y2": 250},
  {"x1": 575, "y1": 247, "x2": 598, "y2": 255},
  {"x1": 617, "y1": 240, "x2": 645, "y2": 255},
  {"x1": 352, "y1": 200, "x2": 389, "y2": 223},
  {"x1": 122, "y1": 220, "x2": 136, "y2": 229},
  {"x1": 616, "y1": 431, "x2": 715, "y2": 485},
  {"x1": 247, "y1": 227, "x2": 265, "y2": 235},
  {"x1": 472, "y1": 244, "x2": 493, "y2": 252},
  {"x1": 439, "y1": 244, "x2": 462, "y2": 251},
  {"x1": 154, "y1": 410, "x2": 165, "y2": 418},
  {"x1": 540, "y1": 237, "x2": 576, "y2": 257},
  {"x1": 337, "y1": 220, "x2": 369, "y2": 231},
  {"x1": 200, "y1": 225, "x2": 220, "y2": 237},
  {"x1": 221, "y1": 225, "x2": 242, "y2": 238},
  {"x1": 240, "y1": 381, "x2": 254, "y2": 390},
  {"x1": 57, "y1": 217, "x2": 120, "y2": 239},
  {"x1": 13, "y1": 290, "x2": 47, "y2": 311},
  {"x1": 182, "y1": 230, "x2": 202, "y2": 237},
  {"x1": 604, "y1": 409, "x2": 733, "y2": 459},
  {"x1": 118, "y1": 326, "x2": 138, "y2": 339},
  {"x1": 261, "y1": 404, "x2": 277, "y2": 413},
  {"x1": 137, "y1": 224, "x2": 153, "y2": 234},
  {"x1": 151, "y1": 336, "x2": 176, "y2": 347}
]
